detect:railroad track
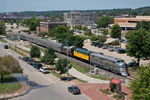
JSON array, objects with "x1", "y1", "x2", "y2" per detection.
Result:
[
  {"x1": 56, "y1": 52, "x2": 134, "y2": 84},
  {"x1": 27, "y1": 42, "x2": 134, "y2": 84}
]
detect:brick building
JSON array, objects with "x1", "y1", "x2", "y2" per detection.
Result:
[{"x1": 37, "y1": 21, "x2": 67, "y2": 33}]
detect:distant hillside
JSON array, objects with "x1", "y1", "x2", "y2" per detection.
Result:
[{"x1": 1, "y1": 6, "x2": 150, "y2": 17}]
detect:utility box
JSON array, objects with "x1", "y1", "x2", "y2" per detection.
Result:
[{"x1": 94, "y1": 67, "x2": 99, "y2": 74}]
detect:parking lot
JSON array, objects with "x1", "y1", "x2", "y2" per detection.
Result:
[{"x1": 83, "y1": 42, "x2": 150, "y2": 66}]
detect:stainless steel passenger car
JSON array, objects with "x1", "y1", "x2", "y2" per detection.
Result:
[
  {"x1": 90, "y1": 53, "x2": 128, "y2": 76},
  {"x1": 18, "y1": 34, "x2": 63, "y2": 53}
]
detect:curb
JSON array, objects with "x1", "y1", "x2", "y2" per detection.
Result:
[{"x1": 0, "y1": 82, "x2": 30, "y2": 100}]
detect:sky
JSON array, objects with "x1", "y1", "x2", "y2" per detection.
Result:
[{"x1": 0, "y1": 0, "x2": 150, "y2": 12}]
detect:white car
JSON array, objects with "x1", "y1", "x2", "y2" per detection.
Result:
[{"x1": 40, "y1": 67, "x2": 50, "y2": 74}]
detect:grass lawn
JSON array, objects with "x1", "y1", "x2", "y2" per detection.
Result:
[
  {"x1": 0, "y1": 74, "x2": 18, "y2": 83},
  {"x1": 91, "y1": 75, "x2": 109, "y2": 80},
  {"x1": 0, "y1": 38, "x2": 7, "y2": 43},
  {"x1": 15, "y1": 46, "x2": 30, "y2": 54},
  {"x1": 0, "y1": 83, "x2": 21, "y2": 94},
  {"x1": 50, "y1": 70, "x2": 63, "y2": 79},
  {"x1": 128, "y1": 67, "x2": 138, "y2": 78},
  {"x1": 24, "y1": 45, "x2": 32, "y2": 49},
  {"x1": 9, "y1": 47, "x2": 26, "y2": 57},
  {"x1": 75, "y1": 78, "x2": 87, "y2": 83},
  {"x1": 72, "y1": 63, "x2": 88, "y2": 74}
]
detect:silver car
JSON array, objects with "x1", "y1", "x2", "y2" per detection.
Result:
[{"x1": 40, "y1": 67, "x2": 50, "y2": 74}]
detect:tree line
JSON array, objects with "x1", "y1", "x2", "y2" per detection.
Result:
[
  {"x1": 50, "y1": 25, "x2": 85, "y2": 48},
  {"x1": 6, "y1": 6, "x2": 150, "y2": 17}
]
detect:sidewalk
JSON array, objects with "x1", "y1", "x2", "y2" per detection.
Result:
[
  {"x1": 69, "y1": 67, "x2": 109, "y2": 84},
  {"x1": 76, "y1": 83, "x2": 132, "y2": 100}
]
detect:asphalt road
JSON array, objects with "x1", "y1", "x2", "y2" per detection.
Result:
[{"x1": 0, "y1": 42, "x2": 91, "y2": 100}]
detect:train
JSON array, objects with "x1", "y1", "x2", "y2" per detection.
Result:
[{"x1": 18, "y1": 33, "x2": 128, "y2": 76}]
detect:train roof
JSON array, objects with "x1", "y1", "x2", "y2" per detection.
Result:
[
  {"x1": 90, "y1": 52, "x2": 123, "y2": 63},
  {"x1": 75, "y1": 48, "x2": 90, "y2": 55},
  {"x1": 19, "y1": 33, "x2": 63, "y2": 46}
]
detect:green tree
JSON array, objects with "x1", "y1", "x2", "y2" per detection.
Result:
[
  {"x1": 0, "y1": 55, "x2": 22, "y2": 83},
  {"x1": 39, "y1": 32, "x2": 47, "y2": 37},
  {"x1": 23, "y1": 18, "x2": 42, "y2": 31},
  {"x1": 74, "y1": 25, "x2": 82, "y2": 30},
  {"x1": 0, "y1": 22, "x2": 6, "y2": 35},
  {"x1": 126, "y1": 29, "x2": 150, "y2": 66},
  {"x1": 90, "y1": 35, "x2": 99, "y2": 41},
  {"x1": 84, "y1": 31, "x2": 93, "y2": 36},
  {"x1": 55, "y1": 58, "x2": 69, "y2": 74},
  {"x1": 64, "y1": 34, "x2": 75, "y2": 46},
  {"x1": 98, "y1": 35, "x2": 107, "y2": 43},
  {"x1": 50, "y1": 25, "x2": 68, "y2": 38},
  {"x1": 30, "y1": 46, "x2": 41, "y2": 58},
  {"x1": 136, "y1": 21, "x2": 150, "y2": 31},
  {"x1": 130, "y1": 66, "x2": 150, "y2": 100},
  {"x1": 41, "y1": 47, "x2": 56, "y2": 65},
  {"x1": 111, "y1": 24, "x2": 121, "y2": 39},
  {"x1": 111, "y1": 40, "x2": 120, "y2": 46},
  {"x1": 83, "y1": 26, "x2": 88, "y2": 31},
  {"x1": 102, "y1": 29, "x2": 109, "y2": 36},
  {"x1": 73, "y1": 36, "x2": 85, "y2": 48},
  {"x1": 97, "y1": 16, "x2": 114, "y2": 28}
]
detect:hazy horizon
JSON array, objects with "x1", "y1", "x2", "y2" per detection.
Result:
[{"x1": 0, "y1": 0, "x2": 150, "y2": 13}]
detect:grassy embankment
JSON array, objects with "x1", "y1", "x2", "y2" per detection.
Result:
[
  {"x1": 0, "y1": 38, "x2": 7, "y2": 43},
  {"x1": 72, "y1": 63, "x2": 109, "y2": 80},
  {"x1": 0, "y1": 75, "x2": 21, "y2": 94}
]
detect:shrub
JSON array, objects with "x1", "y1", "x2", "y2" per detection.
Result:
[
  {"x1": 100, "y1": 88, "x2": 112, "y2": 95},
  {"x1": 113, "y1": 93, "x2": 125, "y2": 100},
  {"x1": 111, "y1": 40, "x2": 120, "y2": 46}
]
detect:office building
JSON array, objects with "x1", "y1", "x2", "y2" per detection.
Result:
[{"x1": 64, "y1": 11, "x2": 98, "y2": 26}]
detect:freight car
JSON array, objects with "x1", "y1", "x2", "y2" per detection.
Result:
[{"x1": 18, "y1": 34, "x2": 128, "y2": 76}]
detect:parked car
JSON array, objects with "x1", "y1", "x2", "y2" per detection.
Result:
[
  {"x1": 40, "y1": 67, "x2": 50, "y2": 74},
  {"x1": 93, "y1": 42, "x2": 99, "y2": 47},
  {"x1": 102, "y1": 45, "x2": 109, "y2": 49},
  {"x1": 33, "y1": 62, "x2": 42, "y2": 69},
  {"x1": 117, "y1": 49, "x2": 126, "y2": 54},
  {"x1": 108, "y1": 47, "x2": 114, "y2": 52},
  {"x1": 27, "y1": 59, "x2": 35, "y2": 65},
  {"x1": 68, "y1": 86, "x2": 81, "y2": 94},
  {"x1": 90, "y1": 42, "x2": 96, "y2": 46},
  {"x1": 4, "y1": 45, "x2": 8, "y2": 49},
  {"x1": 18, "y1": 56, "x2": 23, "y2": 60},
  {"x1": 127, "y1": 61, "x2": 138, "y2": 67},
  {"x1": 113, "y1": 47, "x2": 120, "y2": 51},
  {"x1": 97, "y1": 43, "x2": 103, "y2": 48},
  {"x1": 108, "y1": 47, "x2": 120, "y2": 52},
  {"x1": 23, "y1": 57, "x2": 29, "y2": 62},
  {"x1": 121, "y1": 39, "x2": 127, "y2": 43}
]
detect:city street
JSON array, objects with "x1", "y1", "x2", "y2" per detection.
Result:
[{"x1": 0, "y1": 42, "x2": 91, "y2": 100}]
